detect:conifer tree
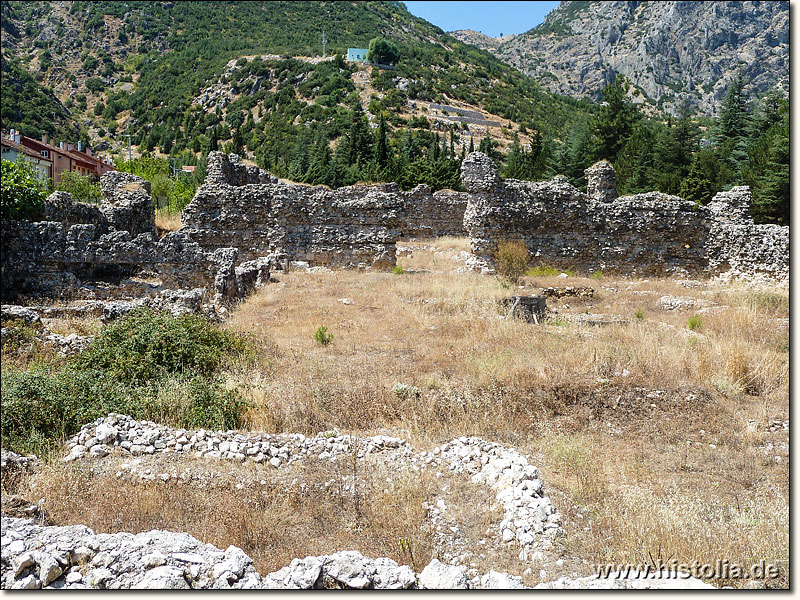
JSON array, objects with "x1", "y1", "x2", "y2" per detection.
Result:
[
  {"x1": 374, "y1": 113, "x2": 389, "y2": 168},
  {"x1": 590, "y1": 74, "x2": 640, "y2": 163}
]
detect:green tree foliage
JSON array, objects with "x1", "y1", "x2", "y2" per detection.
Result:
[
  {"x1": 0, "y1": 57, "x2": 75, "y2": 139},
  {"x1": 1, "y1": 158, "x2": 47, "y2": 220},
  {"x1": 55, "y1": 171, "x2": 102, "y2": 203},
  {"x1": 117, "y1": 152, "x2": 204, "y2": 213},
  {"x1": 741, "y1": 90, "x2": 789, "y2": 224},
  {"x1": 367, "y1": 37, "x2": 400, "y2": 65},
  {"x1": 590, "y1": 74, "x2": 641, "y2": 163},
  {"x1": 1, "y1": 2, "x2": 788, "y2": 224},
  {"x1": 679, "y1": 170, "x2": 715, "y2": 205}
]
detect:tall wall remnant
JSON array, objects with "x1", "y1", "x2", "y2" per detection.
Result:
[
  {"x1": 179, "y1": 153, "x2": 468, "y2": 269},
  {"x1": 462, "y1": 152, "x2": 788, "y2": 282},
  {"x1": 1, "y1": 171, "x2": 271, "y2": 311},
  {"x1": 584, "y1": 160, "x2": 617, "y2": 202},
  {"x1": 2, "y1": 152, "x2": 787, "y2": 313}
]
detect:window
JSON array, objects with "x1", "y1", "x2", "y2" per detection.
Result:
[{"x1": 40, "y1": 150, "x2": 49, "y2": 158}]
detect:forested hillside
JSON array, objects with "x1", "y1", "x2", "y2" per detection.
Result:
[{"x1": 0, "y1": 1, "x2": 788, "y2": 223}]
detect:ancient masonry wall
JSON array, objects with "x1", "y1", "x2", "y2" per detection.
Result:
[
  {"x1": 179, "y1": 153, "x2": 468, "y2": 269},
  {"x1": 2, "y1": 151, "x2": 787, "y2": 305},
  {"x1": 461, "y1": 153, "x2": 789, "y2": 281},
  {"x1": 1, "y1": 171, "x2": 270, "y2": 306}
]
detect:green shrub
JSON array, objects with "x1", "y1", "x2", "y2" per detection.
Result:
[
  {"x1": 526, "y1": 263, "x2": 577, "y2": 277},
  {"x1": 86, "y1": 77, "x2": 104, "y2": 92},
  {"x1": 1, "y1": 370, "x2": 246, "y2": 457},
  {"x1": 635, "y1": 308, "x2": 645, "y2": 321},
  {"x1": 73, "y1": 308, "x2": 248, "y2": 382},
  {"x1": 392, "y1": 264, "x2": 404, "y2": 275},
  {"x1": 1, "y1": 158, "x2": 47, "y2": 220},
  {"x1": 55, "y1": 171, "x2": 102, "y2": 203},
  {"x1": 688, "y1": 314, "x2": 703, "y2": 331},
  {"x1": 314, "y1": 325, "x2": 334, "y2": 345},
  {"x1": 591, "y1": 270, "x2": 604, "y2": 280},
  {"x1": 1, "y1": 308, "x2": 252, "y2": 456},
  {"x1": 495, "y1": 239, "x2": 530, "y2": 283},
  {"x1": 527, "y1": 263, "x2": 560, "y2": 277}
]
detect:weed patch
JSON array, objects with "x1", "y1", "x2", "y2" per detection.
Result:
[
  {"x1": 314, "y1": 325, "x2": 334, "y2": 346},
  {"x1": 495, "y1": 239, "x2": 530, "y2": 283},
  {"x1": 1, "y1": 309, "x2": 250, "y2": 456}
]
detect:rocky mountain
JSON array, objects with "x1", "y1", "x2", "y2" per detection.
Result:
[
  {"x1": 447, "y1": 30, "x2": 517, "y2": 53},
  {"x1": 451, "y1": 1, "x2": 789, "y2": 115}
]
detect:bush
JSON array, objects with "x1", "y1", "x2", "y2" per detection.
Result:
[
  {"x1": 392, "y1": 264, "x2": 404, "y2": 275},
  {"x1": 591, "y1": 270, "x2": 604, "y2": 280},
  {"x1": 1, "y1": 158, "x2": 47, "y2": 220},
  {"x1": 688, "y1": 314, "x2": 703, "y2": 331},
  {"x1": 635, "y1": 308, "x2": 645, "y2": 321},
  {"x1": 314, "y1": 325, "x2": 334, "y2": 346},
  {"x1": 86, "y1": 77, "x2": 104, "y2": 92},
  {"x1": 55, "y1": 171, "x2": 102, "y2": 203},
  {"x1": 1, "y1": 370, "x2": 246, "y2": 457},
  {"x1": 73, "y1": 308, "x2": 248, "y2": 382},
  {"x1": 495, "y1": 239, "x2": 530, "y2": 283},
  {"x1": 1, "y1": 308, "x2": 252, "y2": 456}
]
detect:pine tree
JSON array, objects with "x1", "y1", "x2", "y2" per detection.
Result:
[
  {"x1": 504, "y1": 133, "x2": 525, "y2": 179},
  {"x1": 679, "y1": 167, "x2": 715, "y2": 205},
  {"x1": 718, "y1": 75, "x2": 748, "y2": 141},
  {"x1": 590, "y1": 74, "x2": 641, "y2": 163},
  {"x1": 289, "y1": 128, "x2": 311, "y2": 181},
  {"x1": 232, "y1": 127, "x2": 244, "y2": 155},
  {"x1": 374, "y1": 113, "x2": 389, "y2": 168},
  {"x1": 347, "y1": 101, "x2": 372, "y2": 166},
  {"x1": 209, "y1": 126, "x2": 218, "y2": 152}
]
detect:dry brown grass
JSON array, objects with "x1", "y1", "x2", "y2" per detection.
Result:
[
  {"x1": 220, "y1": 240, "x2": 787, "y2": 587},
  {"x1": 155, "y1": 210, "x2": 181, "y2": 233},
  {"x1": 25, "y1": 457, "x2": 438, "y2": 575},
  {"x1": 9, "y1": 239, "x2": 788, "y2": 587}
]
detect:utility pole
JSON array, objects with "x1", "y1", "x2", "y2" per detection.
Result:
[{"x1": 322, "y1": 30, "x2": 326, "y2": 59}]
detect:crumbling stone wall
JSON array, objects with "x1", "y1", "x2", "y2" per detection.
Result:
[
  {"x1": 179, "y1": 153, "x2": 467, "y2": 269},
  {"x1": 401, "y1": 185, "x2": 470, "y2": 239},
  {"x1": 462, "y1": 153, "x2": 788, "y2": 281},
  {"x1": 3, "y1": 151, "x2": 786, "y2": 308},
  {"x1": 584, "y1": 160, "x2": 617, "y2": 202},
  {"x1": 1, "y1": 172, "x2": 270, "y2": 307}
]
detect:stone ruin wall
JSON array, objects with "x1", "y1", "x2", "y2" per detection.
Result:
[
  {"x1": 1, "y1": 171, "x2": 270, "y2": 311},
  {"x1": 461, "y1": 153, "x2": 789, "y2": 282},
  {"x1": 179, "y1": 152, "x2": 468, "y2": 269},
  {"x1": 1, "y1": 151, "x2": 787, "y2": 314}
]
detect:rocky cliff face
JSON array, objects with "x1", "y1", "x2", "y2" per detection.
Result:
[{"x1": 451, "y1": 1, "x2": 789, "y2": 116}]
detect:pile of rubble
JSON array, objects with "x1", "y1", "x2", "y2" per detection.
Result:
[{"x1": 0, "y1": 517, "x2": 713, "y2": 589}]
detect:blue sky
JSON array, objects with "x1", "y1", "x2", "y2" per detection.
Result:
[{"x1": 403, "y1": 1, "x2": 560, "y2": 38}]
